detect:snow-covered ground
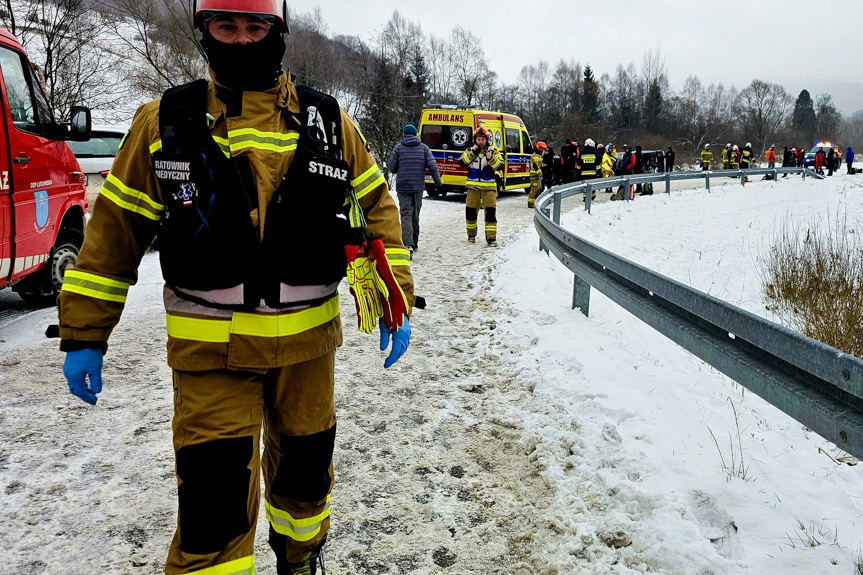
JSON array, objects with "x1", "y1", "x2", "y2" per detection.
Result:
[{"x1": 0, "y1": 175, "x2": 861, "y2": 574}]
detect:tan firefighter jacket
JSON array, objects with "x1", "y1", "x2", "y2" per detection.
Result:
[{"x1": 58, "y1": 72, "x2": 414, "y2": 372}]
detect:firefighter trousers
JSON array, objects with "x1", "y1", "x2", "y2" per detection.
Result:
[
  {"x1": 165, "y1": 352, "x2": 336, "y2": 575},
  {"x1": 465, "y1": 188, "x2": 497, "y2": 242},
  {"x1": 527, "y1": 175, "x2": 541, "y2": 208}
]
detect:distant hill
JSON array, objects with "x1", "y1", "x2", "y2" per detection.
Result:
[
  {"x1": 853, "y1": 110, "x2": 863, "y2": 120},
  {"x1": 775, "y1": 78, "x2": 863, "y2": 117}
]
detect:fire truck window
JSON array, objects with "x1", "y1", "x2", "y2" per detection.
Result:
[
  {"x1": 421, "y1": 125, "x2": 443, "y2": 149},
  {"x1": 0, "y1": 47, "x2": 36, "y2": 132},
  {"x1": 521, "y1": 131, "x2": 532, "y2": 153},
  {"x1": 505, "y1": 128, "x2": 519, "y2": 153},
  {"x1": 24, "y1": 61, "x2": 54, "y2": 127}
]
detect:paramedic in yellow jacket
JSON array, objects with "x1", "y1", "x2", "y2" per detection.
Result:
[
  {"x1": 527, "y1": 141, "x2": 546, "y2": 208},
  {"x1": 459, "y1": 126, "x2": 504, "y2": 245},
  {"x1": 57, "y1": 1, "x2": 413, "y2": 573}
]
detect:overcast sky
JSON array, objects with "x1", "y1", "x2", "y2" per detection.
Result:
[{"x1": 289, "y1": 0, "x2": 863, "y2": 114}]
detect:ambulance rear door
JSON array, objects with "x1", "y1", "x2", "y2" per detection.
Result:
[{"x1": 419, "y1": 110, "x2": 471, "y2": 188}]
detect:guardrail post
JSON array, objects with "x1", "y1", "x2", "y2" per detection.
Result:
[
  {"x1": 572, "y1": 274, "x2": 590, "y2": 316},
  {"x1": 706, "y1": 171, "x2": 711, "y2": 193},
  {"x1": 741, "y1": 170, "x2": 745, "y2": 186},
  {"x1": 623, "y1": 178, "x2": 630, "y2": 202},
  {"x1": 773, "y1": 168, "x2": 778, "y2": 182},
  {"x1": 802, "y1": 168, "x2": 807, "y2": 181},
  {"x1": 553, "y1": 191, "x2": 562, "y2": 225},
  {"x1": 665, "y1": 173, "x2": 671, "y2": 195}
]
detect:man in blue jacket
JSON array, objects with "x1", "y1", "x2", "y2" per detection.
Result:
[
  {"x1": 847, "y1": 147, "x2": 856, "y2": 174},
  {"x1": 387, "y1": 124, "x2": 442, "y2": 257}
]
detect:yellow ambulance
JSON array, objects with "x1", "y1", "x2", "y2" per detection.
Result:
[{"x1": 417, "y1": 105, "x2": 533, "y2": 197}]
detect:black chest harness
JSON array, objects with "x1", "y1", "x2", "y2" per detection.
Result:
[{"x1": 153, "y1": 80, "x2": 358, "y2": 310}]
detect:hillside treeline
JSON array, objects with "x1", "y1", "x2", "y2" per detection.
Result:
[{"x1": 2, "y1": 0, "x2": 860, "y2": 161}]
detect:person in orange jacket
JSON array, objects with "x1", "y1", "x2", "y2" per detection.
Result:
[{"x1": 765, "y1": 145, "x2": 777, "y2": 169}]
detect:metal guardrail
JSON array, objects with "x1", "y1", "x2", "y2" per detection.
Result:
[{"x1": 534, "y1": 167, "x2": 863, "y2": 459}]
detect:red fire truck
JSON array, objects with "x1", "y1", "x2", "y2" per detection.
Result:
[{"x1": 0, "y1": 27, "x2": 91, "y2": 306}]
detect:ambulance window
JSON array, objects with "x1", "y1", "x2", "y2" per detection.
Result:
[
  {"x1": 0, "y1": 47, "x2": 36, "y2": 132},
  {"x1": 505, "y1": 128, "x2": 519, "y2": 153},
  {"x1": 521, "y1": 131, "x2": 532, "y2": 153},
  {"x1": 421, "y1": 125, "x2": 443, "y2": 149}
]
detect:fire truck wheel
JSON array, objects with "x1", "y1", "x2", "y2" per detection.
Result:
[{"x1": 16, "y1": 229, "x2": 83, "y2": 307}]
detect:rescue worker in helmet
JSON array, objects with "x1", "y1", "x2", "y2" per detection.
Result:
[
  {"x1": 740, "y1": 142, "x2": 753, "y2": 170},
  {"x1": 57, "y1": 1, "x2": 415, "y2": 573},
  {"x1": 730, "y1": 145, "x2": 740, "y2": 170},
  {"x1": 701, "y1": 144, "x2": 713, "y2": 171},
  {"x1": 528, "y1": 141, "x2": 545, "y2": 208},
  {"x1": 722, "y1": 143, "x2": 732, "y2": 169},
  {"x1": 459, "y1": 127, "x2": 503, "y2": 244},
  {"x1": 601, "y1": 143, "x2": 618, "y2": 193},
  {"x1": 578, "y1": 138, "x2": 598, "y2": 200}
]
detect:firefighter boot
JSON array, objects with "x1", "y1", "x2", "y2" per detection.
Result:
[{"x1": 282, "y1": 537, "x2": 327, "y2": 574}]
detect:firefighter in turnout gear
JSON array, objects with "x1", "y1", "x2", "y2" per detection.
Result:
[
  {"x1": 740, "y1": 143, "x2": 753, "y2": 169},
  {"x1": 57, "y1": 1, "x2": 414, "y2": 573},
  {"x1": 721, "y1": 143, "x2": 732, "y2": 169},
  {"x1": 527, "y1": 141, "x2": 545, "y2": 208},
  {"x1": 459, "y1": 126, "x2": 503, "y2": 244},
  {"x1": 578, "y1": 138, "x2": 598, "y2": 200},
  {"x1": 701, "y1": 144, "x2": 713, "y2": 171}
]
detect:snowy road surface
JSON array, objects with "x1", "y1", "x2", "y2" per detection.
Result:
[{"x1": 1, "y1": 176, "x2": 862, "y2": 574}]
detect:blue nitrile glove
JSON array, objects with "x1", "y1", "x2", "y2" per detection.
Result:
[
  {"x1": 63, "y1": 348, "x2": 104, "y2": 405},
  {"x1": 379, "y1": 316, "x2": 411, "y2": 369}
]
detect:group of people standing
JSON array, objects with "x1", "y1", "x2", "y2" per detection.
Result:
[{"x1": 539, "y1": 139, "x2": 675, "y2": 188}]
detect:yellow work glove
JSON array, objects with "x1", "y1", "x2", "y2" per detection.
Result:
[{"x1": 345, "y1": 244, "x2": 389, "y2": 334}]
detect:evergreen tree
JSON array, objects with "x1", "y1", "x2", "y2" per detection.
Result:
[
  {"x1": 581, "y1": 65, "x2": 600, "y2": 124},
  {"x1": 643, "y1": 79, "x2": 664, "y2": 133},
  {"x1": 792, "y1": 89, "x2": 817, "y2": 142}
]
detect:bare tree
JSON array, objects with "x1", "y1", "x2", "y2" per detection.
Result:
[
  {"x1": 0, "y1": 0, "x2": 133, "y2": 122},
  {"x1": 108, "y1": 0, "x2": 205, "y2": 99},
  {"x1": 814, "y1": 93, "x2": 842, "y2": 142},
  {"x1": 735, "y1": 79, "x2": 792, "y2": 152}
]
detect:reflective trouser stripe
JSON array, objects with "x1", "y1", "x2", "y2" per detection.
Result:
[
  {"x1": 186, "y1": 555, "x2": 255, "y2": 575},
  {"x1": 166, "y1": 296, "x2": 340, "y2": 343},
  {"x1": 61, "y1": 269, "x2": 131, "y2": 303},
  {"x1": 265, "y1": 497, "x2": 330, "y2": 542},
  {"x1": 352, "y1": 164, "x2": 386, "y2": 200},
  {"x1": 486, "y1": 224, "x2": 497, "y2": 232},
  {"x1": 466, "y1": 222, "x2": 478, "y2": 230},
  {"x1": 385, "y1": 247, "x2": 410, "y2": 267}
]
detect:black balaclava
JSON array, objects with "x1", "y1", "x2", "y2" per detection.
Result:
[{"x1": 200, "y1": 27, "x2": 286, "y2": 92}]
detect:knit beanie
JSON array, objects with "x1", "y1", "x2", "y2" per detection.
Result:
[{"x1": 403, "y1": 124, "x2": 418, "y2": 136}]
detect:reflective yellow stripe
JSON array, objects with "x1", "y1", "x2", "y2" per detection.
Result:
[
  {"x1": 61, "y1": 270, "x2": 130, "y2": 303},
  {"x1": 466, "y1": 222, "x2": 478, "y2": 229},
  {"x1": 166, "y1": 296, "x2": 340, "y2": 343},
  {"x1": 119, "y1": 131, "x2": 130, "y2": 150},
  {"x1": 212, "y1": 136, "x2": 232, "y2": 157},
  {"x1": 352, "y1": 164, "x2": 385, "y2": 200},
  {"x1": 353, "y1": 121, "x2": 368, "y2": 144},
  {"x1": 149, "y1": 140, "x2": 162, "y2": 154},
  {"x1": 227, "y1": 129, "x2": 298, "y2": 154},
  {"x1": 101, "y1": 174, "x2": 164, "y2": 221},
  {"x1": 186, "y1": 555, "x2": 254, "y2": 575},
  {"x1": 385, "y1": 247, "x2": 410, "y2": 267},
  {"x1": 265, "y1": 497, "x2": 330, "y2": 542}
]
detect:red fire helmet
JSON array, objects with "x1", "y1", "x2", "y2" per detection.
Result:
[{"x1": 194, "y1": 0, "x2": 288, "y2": 32}]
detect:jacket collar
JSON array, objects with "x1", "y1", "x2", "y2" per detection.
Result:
[{"x1": 207, "y1": 70, "x2": 296, "y2": 123}]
